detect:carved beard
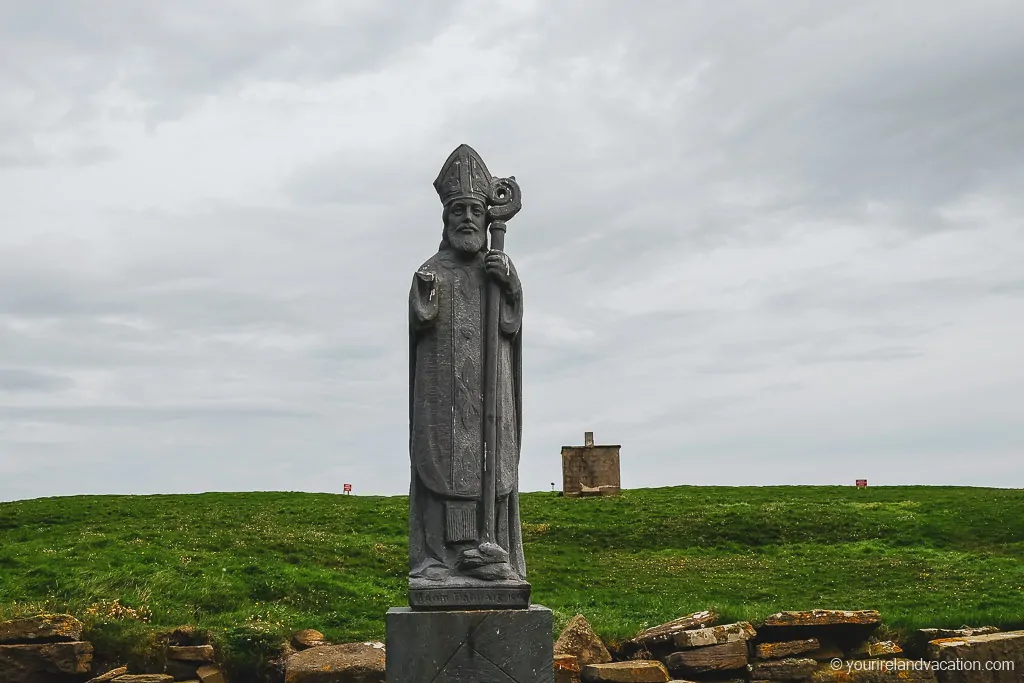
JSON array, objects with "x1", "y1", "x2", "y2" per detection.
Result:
[{"x1": 448, "y1": 227, "x2": 486, "y2": 255}]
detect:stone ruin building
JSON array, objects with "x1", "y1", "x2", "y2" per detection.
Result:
[{"x1": 560, "y1": 431, "x2": 621, "y2": 497}]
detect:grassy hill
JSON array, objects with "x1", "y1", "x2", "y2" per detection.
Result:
[{"x1": 1, "y1": 486, "x2": 1023, "y2": 676}]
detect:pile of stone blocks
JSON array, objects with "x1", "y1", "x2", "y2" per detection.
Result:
[
  {"x1": 552, "y1": 609, "x2": 1024, "y2": 683},
  {"x1": 0, "y1": 613, "x2": 93, "y2": 683}
]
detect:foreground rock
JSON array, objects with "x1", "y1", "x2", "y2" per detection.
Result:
[
  {"x1": 110, "y1": 676, "x2": 174, "y2": 683},
  {"x1": 0, "y1": 614, "x2": 84, "y2": 643},
  {"x1": 555, "y1": 653, "x2": 582, "y2": 683},
  {"x1": 555, "y1": 615, "x2": 612, "y2": 665},
  {"x1": 292, "y1": 629, "x2": 328, "y2": 651},
  {"x1": 810, "y1": 659, "x2": 937, "y2": 682},
  {"x1": 670, "y1": 621, "x2": 755, "y2": 649},
  {"x1": 849, "y1": 640, "x2": 903, "y2": 659},
  {"x1": 285, "y1": 642, "x2": 386, "y2": 683},
  {"x1": 580, "y1": 661, "x2": 670, "y2": 682},
  {"x1": 750, "y1": 657, "x2": 817, "y2": 680},
  {"x1": 903, "y1": 627, "x2": 1000, "y2": 658},
  {"x1": 663, "y1": 641, "x2": 747, "y2": 675},
  {"x1": 196, "y1": 664, "x2": 226, "y2": 683},
  {"x1": 632, "y1": 611, "x2": 718, "y2": 648},
  {"x1": 168, "y1": 645, "x2": 215, "y2": 662},
  {"x1": 0, "y1": 641, "x2": 94, "y2": 682},
  {"x1": 762, "y1": 610, "x2": 881, "y2": 628},
  {"x1": 926, "y1": 630, "x2": 1024, "y2": 682},
  {"x1": 88, "y1": 666, "x2": 128, "y2": 682},
  {"x1": 755, "y1": 638, "x2": 820, "y2": 659}
]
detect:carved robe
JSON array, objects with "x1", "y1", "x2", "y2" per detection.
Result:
[{"x1": 408, "y1": 245, "x2": 525, "y2": 579}]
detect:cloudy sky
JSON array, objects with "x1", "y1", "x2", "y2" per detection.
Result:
[{"x1": 1, "y1": 0, "x2": 1022, "y2": 502}]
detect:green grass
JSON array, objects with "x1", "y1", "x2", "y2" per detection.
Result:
[{"x1": 1, "y1": 486, "x2": 1023, "y2": 678}]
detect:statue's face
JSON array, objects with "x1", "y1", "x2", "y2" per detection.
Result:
[{"x1": 445, "y1": 198, "x2": 487, "y2": 254}]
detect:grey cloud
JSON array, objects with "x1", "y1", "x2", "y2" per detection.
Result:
[
  {"x1": 0, "y1": 369, "x2": 73, "y2": 393},
  {"x1": 0, "y1": 404, "x2": 316, "y2": 425},
  {"x1": 2, "y1": 1, "x2": 1023, "y2": 500},
  {"x1": 0, "y1": 0, "x2": 468, "y2": 140}
]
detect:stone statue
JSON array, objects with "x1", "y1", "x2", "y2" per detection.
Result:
[
  {"x1": 387, "y1": 145, "x2": 550, "y2": 683},
  {"x1": 406, "y1": 144, "x2": 529, "y2": 608}
]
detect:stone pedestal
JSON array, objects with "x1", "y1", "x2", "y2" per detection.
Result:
[{"x1": 386, "y1": 605, "x2": 553, "y2": 683}]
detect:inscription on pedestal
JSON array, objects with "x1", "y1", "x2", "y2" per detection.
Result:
[{"x1": 409, "y1": 580, "x2": 531, "y2": 609}]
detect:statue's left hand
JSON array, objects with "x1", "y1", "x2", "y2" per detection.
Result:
[{"x1": 484, "y1": 250, "x2": 517, "y2": 292}]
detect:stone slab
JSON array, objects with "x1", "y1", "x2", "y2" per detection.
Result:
[
  {"x1": 580, "y1": 661, "x2": 670, "y2": 682},
  {"x1": 633, "y1": 611, "x2": 718, "y2": 648},
  {"x1": 671, "y1": 622, "x2": 755, "y2": 649},
  {"x1": 755, "y1": 638, "x2": 820, "y2": 659},
  {"x1": 408, "y1": 577, "x2": 531, "y2": 610},
  {"x1": 762, "y1": 610, "x2": 881, "y2": 628},
  {"x1": 0, "y1": 614, "x2": 83, "y2": 643},
  {"x1": 168, "y1": 645, "x2": 215, "y2": 662},
  {"x1": 663, "y1": 641, "x2": 747, "y2": 674},
  {"x1": 749, "y1": 657, "x2": 817, "y2": 680},
  {"x1": 0, "y1": 641, "x2": 94, "y2": 682},
  {"x1": 286, "y1": 642, "x2": 385, "y2": 683},
  {"x1": 386, "y1": 605, "x2": 552, "y2": 682},
  {"x1": 904, "y1": 628, "x2": 999, "y2": 658},
  {"x1": 926, "y1": 630, "x2": 1024, "y2": 683}
]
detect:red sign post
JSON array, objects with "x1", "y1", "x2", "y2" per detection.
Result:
[
  {"x1": 856, "y1": 479, "x2": 868, "y2": 487},
  {"x1": 343, "y1": 483, "x2": 352, "y2": 494}
]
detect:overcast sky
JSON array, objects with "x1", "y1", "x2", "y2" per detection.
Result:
[{"x1": 1, "y1": 0, "x2": 1022, "y2": 502}]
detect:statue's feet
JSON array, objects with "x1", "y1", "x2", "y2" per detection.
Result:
[
  {"x1": 457, "y1": 542, "x2": 509, "y2": 570},
  {"x1": 410, "y1": 560, "x2": 450, "y2": 581},
  {"x1": 463, "y1": 561, "x2": 517, "y2": 581}
]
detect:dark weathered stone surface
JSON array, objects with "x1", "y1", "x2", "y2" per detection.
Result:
[
  {"x1": 111, "y1": 676, "x2": 175, "y2": 683},
  {"x1": 810, "y1": 659, "x2": 937, "y2": 682},
  {"x1": 165, "y1": 658, "x2": 200, "y2": 681},
  {"x1": 664, "y1": 641, "x2": 747, "y2": 674},
  {"x1": 167, "y1": 645, "x2": 214, "y2": 662},
  {"x1": 755, "y1": 638, "x2": 820, "y2": 659},
  {"x1": 926, "y1": 630, "x2": 1024, "y2": 682},
  {"x1": 762, "y1": 611, "x2": 881, "y2": 628},
  {"x1": 0, "y1": 614, "x2": 83, "y2": 643},
  {"x1": 555, "y1": 653, "x2": 582, "y2": 683},
  {"x1": 0, "y1": 641, "x2": 93, "y2": 682},
  {"x1": 195, "y1": 665, "x2": 225, "y2": 683},
  {"x1": 386, "y1": 605, "x2": 552, "y2": 682},
  {"x1": 285, "y1": 642, "x2": 385, "y2": 683},
  {"x1": 291, "y1": 629, "x2": 326, "y2": 651},
  {"x1": 633, "y1": 611, "x2": 719, "y2": 648},
  {"x1": 749, "y1": 657, "x2": 817, "y2": 680},
  {"x1": 671, "y1": 622, "x2": 755, "y2": 649},
  {"x1": 580, "y1": 661, "x2": 670, "y2": 682},
  {"x1": 88, "y1": 666, "x2": 129, "y2": 682},
  {"x1": 554, "y1": 614, "x2": 612, "y2": 665}
]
